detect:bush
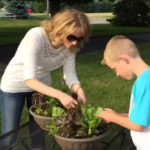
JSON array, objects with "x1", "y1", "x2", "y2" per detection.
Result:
[
  {"x1": 32, "y1": 1, "x2": 46, "y2": 13},
  {"x1": 108, "y1": 0, "x2": 150, "y2": 26},
  {"x1": 0, "y1": 0, "x2": 4, "y2": 8},
  {"x1": 97, "y1": 0, "x2": 113, "y2": 12},
  {"x1": 61, "y1": 0, "x2": 113, "y2": 13},
  {"x1": 5, "y1": 0, "x2": 29, "y2": 19}
]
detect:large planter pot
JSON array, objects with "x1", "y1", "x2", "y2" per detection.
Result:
[
  {"x1": 29, "y1": 105, "x2": 51, "y2": 131},
  {"x1": 54, "y1": 131, "x2": 108, "y2": 150}
]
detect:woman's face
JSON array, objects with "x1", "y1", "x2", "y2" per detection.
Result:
[{"x1": 63, "y1": 27, "x2": 84, "y2": 49}]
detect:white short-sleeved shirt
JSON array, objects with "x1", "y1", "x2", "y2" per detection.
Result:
[
  {"x1": 1, "y1": 27, "x2": 80, "y2": 92},
  {"x1": 129, "y1": 69, "x2": 150, "y2": 150}
]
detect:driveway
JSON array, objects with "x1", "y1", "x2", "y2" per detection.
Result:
[{"x1": 89, "y1": 17, "x2": 109, "y2": 24}]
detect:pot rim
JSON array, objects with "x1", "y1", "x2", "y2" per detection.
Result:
[
  {"x1": 54, "y1": 130, "x2": 108, "y2": 142},
  {"x1": 29, "y1": 105, "x2": 51, "y2": 119}
]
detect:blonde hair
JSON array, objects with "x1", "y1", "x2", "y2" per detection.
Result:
[
  {"x1": 41, "y1": 9, "x2": 90, "y2": 53},
  {"x1": 102, "y1": 35, "x2": 140, "y2": 65}
]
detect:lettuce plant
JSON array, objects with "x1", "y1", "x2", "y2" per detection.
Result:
[
  {"x1": 31, "y1": 93, "x2": 106, "y2": 138},
  {"x1": 31, "y1": 93, "x2": 66, "y2": 117},
  {"x1": 46, "y1": 102, "x2": 106, "y2": 138}
]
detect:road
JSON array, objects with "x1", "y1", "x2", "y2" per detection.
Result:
[{"x1": 89, "y1": 17, "x2": 109, "y2": 24}]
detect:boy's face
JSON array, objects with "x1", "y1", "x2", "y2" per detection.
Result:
[{"x1": 106, "y1": 59, "x2": 134, "y2": 80}]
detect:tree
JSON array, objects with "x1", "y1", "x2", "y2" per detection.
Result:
[
  {"x1": 5, "y1": 0, "x2": 29, "y2": 18},
  {"x1": 48, "y1": 0, "x2": 92, "y2": 16},
  {"x1": 27, "y1": 0, "x2": 114, "y2": 15},
  {"x1": 49, "y1": 0, "x2": 60, "y2": 16},
  {"x1": 143, "y1": 0, "x2": 150, "y2": 7},
  {"x1": 47, "y1": 0, "x2": 50, "y2": 14},
  {"x1": 0, "y1": 0, "x2": 3, "y2": 7},
  {"x1": 108, "y1": 0, "x2": 150, "y2": 26},
  {"x1": 62, "y1": 0, "x2": 92, "y2": 6}
]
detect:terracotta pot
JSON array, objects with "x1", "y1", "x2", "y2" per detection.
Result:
[
  {"x1": 29, "y1": 105, "x2": 51, "y2": 131},
  {"x1": 54, "y1": 131, "x2": 108, "y2": 150}
]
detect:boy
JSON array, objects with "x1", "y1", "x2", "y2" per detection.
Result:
[{"x1": 97, "y1": 35, "x2": 150, "y2": 150}]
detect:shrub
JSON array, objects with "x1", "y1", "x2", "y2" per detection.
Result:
[
  {"x1": 108, "y1": 0, "x2": 150, "y2": 26},
  {"x1": 32, "y1": 1, "x2": 46, "y2": 13},
  {"x1": 61, "y1": 0, "x2": 113, "y2": 13},
  {"x1": 0, "y1": 0, "x2": 4, "y2": 8},
  {"x1": 5, "y1": 0, "x2": 29, "y2": 19}
]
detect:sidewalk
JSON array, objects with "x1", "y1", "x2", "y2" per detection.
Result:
[{"x1": 89, "y1": 17, "x2": 109, "y2": 24}]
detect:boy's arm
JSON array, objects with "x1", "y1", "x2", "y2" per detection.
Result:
[{"x1": 97, "y1": 108, "x2": 145, "y2": 131}]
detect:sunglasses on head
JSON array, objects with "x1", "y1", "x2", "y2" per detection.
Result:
[{"x1": 67, "y1": 34, "x2": 84, "y2": 43}]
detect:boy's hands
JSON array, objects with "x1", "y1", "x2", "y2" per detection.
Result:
[
  {"x1": 97, "y1": 108, "x2": 146, "y2": 131},
  {"x1": 96, "y1": 108, "x2": 117, "y2": 123}
]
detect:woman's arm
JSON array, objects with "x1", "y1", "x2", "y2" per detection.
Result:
[
  {"x1": 25, "y1": 78, "x2": 77, "y2": 108},
  {"x1": 97, "y1": 108, "x2": 145, "y2": 131},
  {"x1": 63, "y1": 55, "x2": 87, "y2": 104},
  {"x1": 71, "y1": 83, "x2": 87, "y2": 104}
]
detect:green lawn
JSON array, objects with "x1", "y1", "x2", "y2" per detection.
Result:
[
  {"x1": 1, "y1": 39, "x2": 147, "y2": 118},
  {"x1": 0, "y1": 41, "x2": 149, "y2": 150},
  {"x1": 17, "y1": 42, "x2": 149, "y2": 121},
  {"x1": 91, "y1": 24, "x2": 150, "y2": 36},
  {"x1": 11, "y1": 42, "x2": 149, "y2": 150},
  {"x1": 0, "y1": 13, "x2": 150, "y2": 149}
]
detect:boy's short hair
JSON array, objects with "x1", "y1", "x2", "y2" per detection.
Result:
[{"x1": 101, "y1": 35, "x2": 140, "y2": 65}]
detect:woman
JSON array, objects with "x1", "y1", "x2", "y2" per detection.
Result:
[{"x1": 0, "y1": 9, "x2": 90, "y2": 137}]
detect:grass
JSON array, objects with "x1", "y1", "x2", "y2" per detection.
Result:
[
  {"x1": 0, "y1": 13, "x2": 150, "y2": 149},
  {"x1": 91, "y1": 24, "x2": 150, "y2": 36},
  {"x1": 0, "y1": 13, "x2": 49, "y2": 45},
  {"x1": 0, "y1": 42, "x2": 149, "y2": 149},
  {"x1": 50, "y1": 42, "x2": 150, "y2": 112},
  {"x1": 15, "y1": 44, "x2": 146, "y2": 123},
  {"x1": 10, "y1": 42, "x2": 149, "y2": 150},
  {"x1": 0, "y1": 13, "x2": 150, "y2": 45}
]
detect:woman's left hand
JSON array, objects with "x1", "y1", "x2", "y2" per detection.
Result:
[{"x1": 76, "y1": 87, "x2": 87, "y2": 104}]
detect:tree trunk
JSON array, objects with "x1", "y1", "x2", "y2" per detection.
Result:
[
  {"x1": 47, "y1": 0, "x2": 50, "y2": 14},
  {"x1": 49, "y1": 0, "x2": 60, "y2": 16}
]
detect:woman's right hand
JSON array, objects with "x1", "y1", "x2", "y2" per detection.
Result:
[
  {"x1": 58, "y1": 92, "x2": 78, "y2": 108},
  {"x1": 25, "y1": 79, "x2": 77, "y2": 108}
]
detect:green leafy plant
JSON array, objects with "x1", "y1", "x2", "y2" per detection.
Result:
[
  {"x1": 31, "y1": 93, "x2": 66, "y2": 117},
  {"x1": 108, "y1": 0, "x2": 150, "y2": 26},
  {"x1": 82, "y1": 104, "x2": 103, "y2": 135},
  {"x1": 46, "y1": 102, "x2": 105, "y2": 138},
  {"x1": 31, "y1": 93, "x2": 105, "y2": 138}
]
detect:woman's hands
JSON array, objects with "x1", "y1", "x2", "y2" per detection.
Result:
[
  {"x1": 71, "y1": 83, "x2": 87, "y2": 105},
  {"x1": 25, "y1": 79, "x2": 86, "y2": 109},
  {"x1": 25, "y1": 79, "x2": 78, "y2": 108},
  {"x1": 57, "y1": 92, "x2": 78, "y2": 108},
  {"x1": 57, "y1": 89, "x2": 87, "y2": 108},
  {"x1": 58, "y1": 87, "x2": 87, "y2": 108},
  {"x1": 76, "y1": 87, "x2": 87, "y2": 104}
]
